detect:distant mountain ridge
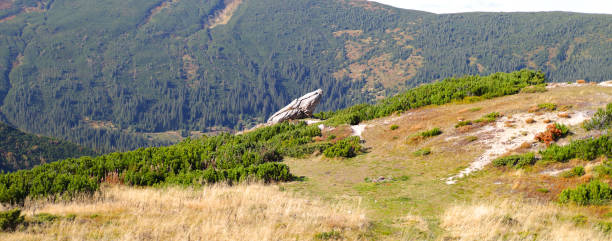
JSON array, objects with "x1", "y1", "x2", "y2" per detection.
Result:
[{"x1": 0, "y1": 0, "x2": 610, "y2": 152}]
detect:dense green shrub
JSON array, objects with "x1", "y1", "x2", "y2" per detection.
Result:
[
  {"x1": 0, "y1": 122, "x2": 320, "y2": 205},
  {"x1": 492, "y1": 153, "x2": 536, "y2": 168},
  {"x1": 419, "y1": 128, "x2": 442, "y2": 138},
  {"x1": 559, "y1": 180, "x2": 612, "y2": 205},
  {"x1": 562, "y1": 166, "x2": 586, "y2": 178},
  {"x1": 316, "y1": 70, "x2": 546, "y2": 125},
  {"x1": 0, "y1": 209, "x2": 24, "y2": 231},
  {"x1": 323, "y1": 137, "x2": 362, "y2": 158},
  {"x1": 390, "y1": 125, "x2": 399, "y2": 130},
  {"x1": 540, "y1": 135, "x2": 612, "y2": 162},
  {"x1": 583, "y1": 103, "x2": 612, "y2": 131}
]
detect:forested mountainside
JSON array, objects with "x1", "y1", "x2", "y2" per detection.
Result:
[
  {"x1": 0, "y1": 0, "x2": 610, "y2": 152},
  {"x1": 0, "y1": 122, "x2": 96, "y2": 172}
]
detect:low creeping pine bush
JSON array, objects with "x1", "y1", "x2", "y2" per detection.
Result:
[
  {"x1": 492, "y1": 152, "x2": 536, "y2": 169},
  {"x1": 583, "y1": 103, "x2": 612, "y2": 131},
  {"x1": 559, "y1": 180, "x2": 612, "y2": 205},
  {"x1": 0, "y1": 209, "x2": 25, "y2": 232},
  {"x1": 539, "y1": 135, "x2": 612, "y2": 162},
  {"x1": 323, "y1": 136, "x2": 362, "y2": 158}
]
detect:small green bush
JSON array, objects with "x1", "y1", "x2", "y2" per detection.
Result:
[
  {"x1": 593, "y1": 161, "x2": 612, "y2": 177},
  {"x1": 562, "y1": 166, "x2": 585, "y2": 178},
  {"x1": 315, "y1": 230, "x2": 342, "y2": 240},
  {"x1": 555, "y1": 123, "x2": 570, "y2": 136},
  {"x1": 597, "y1": 221, "x2": 612, "y2": 234},
  {"x1": 469, "y1": 107, "x2": 482, "y2": 112},
  {"x1": 327, "y1": 135, "x2": 336, "y2": 140},
  {"x1": 0, "y1": 209, "x2": 24, "y2": 231},
  {"x1": 413, "y1": 148, "x2": 431, "y2": 156},
  {"x1": 390, "y1": 125, "x2": 399, "y2": 130},
  {"x1": 583, "y1": 103, "x2": 612, "y2": 131},
  {"x1": 473, "y1": 112, "x2": 501, "y2": 123},
  {"x1": 465, "y1": 136, "x2": 478, "y2": 142},
  {"x1": 455, "y1": 120, "x2": 472, "y2": 128},
  {"x1": 419, "y1": 128, "x2": 442, "y2": 137},
  {"x1": 559, "y1": 180, "x2": 612, "y2": 205},
  {"x1": 538, "y1": 103, "x2": 557, "y2": 111},
  {"x1": 492, "y1": 153, "x2": 536, "y2": 168},
  {"x1": 323, "y1": 136, "x2": 362, "y2": 158}
]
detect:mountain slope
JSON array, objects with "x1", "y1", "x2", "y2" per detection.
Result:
[
  {"x1": 3, "y1": 77, "x2": 612, "y2": 240},
  {"x1": 0, "y1": 0, "x2": 611, "y2": 152},
  {"x1": 0, "y1": 122, "x2": 96, "y2": 172}
]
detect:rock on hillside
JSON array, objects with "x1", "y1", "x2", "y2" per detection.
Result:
[{"x1": 267, "y1": 89, "x2": 323, "y2": 124}]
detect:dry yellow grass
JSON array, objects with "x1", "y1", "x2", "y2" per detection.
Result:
[
  {"x1": 1, "y1": 184, "x2": 367, "y2": 241},
  {"x1": 441, "y1": 199, "x2": 609, "y2": 241}
]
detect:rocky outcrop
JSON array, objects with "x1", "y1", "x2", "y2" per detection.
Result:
[{"x1": 267, "y1": 89, "x2": 323, "y2": 124}]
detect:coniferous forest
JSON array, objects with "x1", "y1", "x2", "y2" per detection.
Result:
[{"x1": 0, "y1": 0, "x2": 610, "y2": 152}]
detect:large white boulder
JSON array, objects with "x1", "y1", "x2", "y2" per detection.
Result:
[{"x1": 267, "y1": 89, "x2": 323, "y2": 124}]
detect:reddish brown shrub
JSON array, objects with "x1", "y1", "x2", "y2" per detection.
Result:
[
  {"x1": 543, "y1": 119, "x2": 551, "y2": 123},
  {"x1": 525, "y1": 118, "x2": 536, "y2": 124},
  {"x1": 576, "y1": 79, "x2": 586, "y2": 84},
  {"x1": 534, "y1": 124, "x2": 563, "y2": 145}
]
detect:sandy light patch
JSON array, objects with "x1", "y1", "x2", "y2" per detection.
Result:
[
  {"x1": 446, "y1": 111, "x2": 590, "y2": 184},
  {"x1": 351, "y1": 124, "x2": 367, "y2": 137}
]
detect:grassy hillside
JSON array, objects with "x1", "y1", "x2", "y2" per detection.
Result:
[
  {"x1": 0, "y1": 0, "x2": 610, "y2": 152},
  {"x1": 0, "y1": 122, "x2": 95, "y2": 172},
  {"x1": 2, "y1": 74, "x2": 612, "y2": 239},
  {"x1": 0, "y1": 70, "x2": 543, "y2": 204}
]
